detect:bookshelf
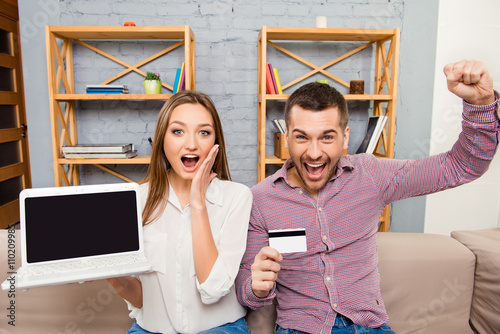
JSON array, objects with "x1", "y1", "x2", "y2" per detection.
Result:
[
  {"x1": 257, "y1": 26, "x2": 400, "y2": 232},
  {"x1": 45, "y1": 25, "x2": 195, "y2": 186}
]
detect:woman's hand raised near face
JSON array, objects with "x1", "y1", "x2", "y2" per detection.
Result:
[{"x1": 189, "y1": 144, "x2": 219, "y2": 210}]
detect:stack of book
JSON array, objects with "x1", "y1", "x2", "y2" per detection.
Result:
[
  {"x1": 272, "y1": 119, "x2": 286, "y2": 133},
  {"x1": 62, "y1": 144, "x2": 137, "y2": 159},
  {"x1": 356, "y1": 116, "x2": 388, "y2": 154},
  {"x1": 86, "y1": 85, "x2": 129, "y2": 94},
  {"x1": 172, "y1": 62, "x2": 186, "y2": 94},
  {"x1": 265, "y1": 63, "x2": 283, "y2": 95}
]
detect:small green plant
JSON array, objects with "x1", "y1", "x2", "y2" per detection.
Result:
[{"x1": 145, "y1": 72, "x2": 161, "y2": 81}]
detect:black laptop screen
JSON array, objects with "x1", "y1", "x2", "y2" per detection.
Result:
[{"x1": 24, "y1": 190, "x2": 140, "y2": 263}]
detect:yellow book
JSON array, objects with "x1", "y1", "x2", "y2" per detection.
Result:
[
  {"x1": 177, "y1": 62, "x2": 185, "y2": 93},
  {"x1": 273, "y1": 68, "x2": 283, "y2": 95}
]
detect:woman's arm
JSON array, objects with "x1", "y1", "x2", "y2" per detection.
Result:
[
  {"x1": 195, "y1": 182, "x2": 252, "y2": 304},
  {"x1": 190, "y1": 145, "x2": 219, "y2": 284},
  {"x1": 107, "y1": 276, "x2": 143, "y2": 308}
]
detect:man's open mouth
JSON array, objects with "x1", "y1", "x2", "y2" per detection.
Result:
[{"x1": 304, "y1": 162, "x2": 326, "y2": 179}]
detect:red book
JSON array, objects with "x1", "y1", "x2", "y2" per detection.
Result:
[
  {"x1": 268, "y1": 63, "x2": 279, "y2": 94},
  {"x1": 265, "y1": 63, "x2": 276, "y2": 94},
  {"x1": 179, "y1": 64, "x2": 186, "y2": 91}
]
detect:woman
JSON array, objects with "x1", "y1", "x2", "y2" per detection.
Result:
[{"x1": 108, "y1": 90, "x2": 252, "y2": 334}]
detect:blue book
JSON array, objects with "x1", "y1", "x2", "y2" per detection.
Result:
[
  {"x1": 86, "y1": 87, "x2": 123, "y2": 91},
  {"x1": 172, "y1": 68, "x2": 181, "y2": 94}
]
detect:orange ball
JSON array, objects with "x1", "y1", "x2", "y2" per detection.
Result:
[{"x1": 124, "y1": 21, "x2": 136, "y2": 26}]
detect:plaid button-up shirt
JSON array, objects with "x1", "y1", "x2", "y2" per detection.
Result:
[{"x1": 236, "y1": 95, "x2": 500, "y2": 334}]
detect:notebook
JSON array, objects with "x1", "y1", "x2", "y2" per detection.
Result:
[{"x1": 1, "y1": 182, "x2": 152, "y2": 290}]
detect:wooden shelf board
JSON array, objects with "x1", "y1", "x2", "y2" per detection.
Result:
[
  {"x1": 263, "y1": 94, "x2": 392, "y2": 101},
  {"x1": 55, "y1": 94, "x2": 171, "y2": 101},
  {"x1": 58, "y1": 155, "x2": 151, "y2": 165},
  {"x1": 49, "y1": 26, "x2": 189, "y2": 40},
  {"x1": 265, "y1": 155, "x2": 286, "y2": 164},
  {"x1": 264, "y1": 27, "x2": 396, "y2": 42}
]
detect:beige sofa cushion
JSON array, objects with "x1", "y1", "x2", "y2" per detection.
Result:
[
  {"x1": 377, "y1": 232, "x2": 475, "y2": 334},
  {"x1": 246, "y1": 304, "x2": 276, "y2": 334},
  {"x1": 246, "y1": 232, "x2": 477, "y2": 334},
  {"x1": 451, "y1": 228, "x2": 500, "y2": 334}
]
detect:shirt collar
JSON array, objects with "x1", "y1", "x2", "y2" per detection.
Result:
[
  {"x1": 272, "y1": 156, "x2": 354, "y2": 187},
  {"x1": 168, "y1": 177, "x2": 224, "y2": 210}
]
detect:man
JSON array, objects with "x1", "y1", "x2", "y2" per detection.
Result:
[{"x1": 235, "y1": 60, "x2": 499, "y2": 333}]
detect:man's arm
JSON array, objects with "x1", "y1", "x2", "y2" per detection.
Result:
[
  {"x1": 235, "y1": 201, "x2": 282, "y2": 309},
  {"x1": 376, "y1": 60, "x2": 499, "y2": 205}
]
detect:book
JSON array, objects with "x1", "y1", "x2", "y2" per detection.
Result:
[
  {"x1": 272, "y1": 119, "x2": 286, "y2": 133},
  {"x1": 356, "y1": 116, "x2": 388, "y2": 154},
  {"x1": 86, "y1": 88, "x2": 123, "y2": 92},
  {"x1": 85, "y1": 84, "x2": 128, "y2": 94},
  {"x1": 268, "y1": 63, "x2": 279, "y2": 94},
  {"x1": 172, "y1": 68, "x2": 182, "y2": 94},
  {"x1": 278, "y1": 119, "x2": 286, "y2": 133},
  {"x1": 265, "y1": 63, "x2": 276, "y2": 94},
  {"x1": 63, "y1": 150, "x2": 138, "y2": 159},
  {"x1": 179, "y1": 62, "x2": 186, "y2": 91},
  {"x1": 366, "y1": 116, "x2": 388, "y2": 154},
  {"x1": 272, "y1": 119, "x2": 284, "y2": 133},
  {"x1": 273, "y1": 68, "x2": 283, "y2": 94},
  {"x1": 62, "y1": 144, "x2": 134, "y2": 154},
  {"x1": 86, "y1": 91, "x2": 124, "y2": 94},
  {"x1": 175, "y1": 62, "x2": 185, "y2": 93},
  {"x1": 86, "y1": 85, "x2": 127, "y2": 89}
]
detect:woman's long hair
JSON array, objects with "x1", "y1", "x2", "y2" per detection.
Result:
[{"x1": 142, "y1": 90, "x2": 231, "y2": 225}]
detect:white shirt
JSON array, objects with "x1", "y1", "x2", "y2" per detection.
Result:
[{"x1": 128, "y1": 178, "x2": 252, "y2": 334}]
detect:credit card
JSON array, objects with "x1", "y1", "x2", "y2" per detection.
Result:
[{"x1": 268, "y1": 228, "x2": 307, "y2": 254}]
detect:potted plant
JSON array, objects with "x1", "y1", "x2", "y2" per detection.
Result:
[{"x1": 144, "y1": 72, "x2": 161, "y2": 94}]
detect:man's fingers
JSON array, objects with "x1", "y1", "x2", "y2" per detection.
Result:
[
  {"x1": 445, "y1": 60, "x2": 488, "y2": 85},
  {"x1": 252, "y1": 247, "x2": 282, "y2": 275},
  {"x1": 252, "y1": 275, "x2": 277, "y2": 294},
  {"x1": 444, "y1": 60, "x2": 464, "y2": 77},
  {"x1": 461, "y1": 60, "x2": 475, "y2": 85},
  {"x1": 252, "y1": 269, "x2": 279, "y2": 283},
  {"x1": 250, "y1": 247, "x2": 283, "y2": 298},
  {"x1": 255, "y1": 246, "x2": 283, "y2": 263},
  {"x1": 444, "y1": 63, "x2": 461, "y2": 92},
  {"x1": 251, "y1": 263, "x2": 280, "y2": 298},
  {"x1": 443, "y1": 60, "x2": 494, "y2": 105},
  {"x1": 445, "y1": 60, "x2": 473, "y2": 87},
  {"x1": 251, "y1": 257, "x2": 281, "y2": 274}
]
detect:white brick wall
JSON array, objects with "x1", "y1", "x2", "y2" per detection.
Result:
[{"x1": 29, "y1": 0, "x2": 406, "y2": 187}]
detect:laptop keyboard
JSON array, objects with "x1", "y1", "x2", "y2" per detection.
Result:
[{"x1": 18, "y1": 254, "x2": 148, "y2": 277}]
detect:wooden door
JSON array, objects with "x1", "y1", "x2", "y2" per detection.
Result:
[{"x1": 0, "y1": 0, "x2": 32, "y2": 229}]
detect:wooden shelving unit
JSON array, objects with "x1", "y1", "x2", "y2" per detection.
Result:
[
  {"x1": 45, "y1": 25, "x2": 195, "y2": 186},
  {"x1": 257, "y1": 26, "x2": 400, "y2": 232}
]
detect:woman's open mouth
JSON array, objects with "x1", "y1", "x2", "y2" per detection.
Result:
[{"x1": 181, "y1": 155, "x2": 199, "y2": 171}]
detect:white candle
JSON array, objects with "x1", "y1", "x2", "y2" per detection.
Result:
[{"x1": 316, "y1": 16, "x2": 327, "y2": 28}]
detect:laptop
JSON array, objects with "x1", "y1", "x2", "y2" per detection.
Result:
[{"x1": 1, "y1": 182, "x2": 152, "y2": 291}]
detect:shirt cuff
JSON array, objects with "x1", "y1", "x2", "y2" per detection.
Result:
[
  {"x1": 243, "y1": 275, "x2": 276, "y2": 309},
  {"x1": 463, "y1": 90, "x2": 500, "y2": 123},
  {"x1": 124, "y1": 299, "x2": 143, "y2": 321},
  {"x1": 196, "y1": 255, "x2": 232, "y2": 304}
]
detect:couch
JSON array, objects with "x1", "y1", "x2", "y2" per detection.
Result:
[{"x1": 1, "y1": 228, "x2": 498, "y2": 334}]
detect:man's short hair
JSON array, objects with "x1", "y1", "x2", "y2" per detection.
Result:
[{"x1": 284, "y1": 82, "x2": 349, "y2": 130}]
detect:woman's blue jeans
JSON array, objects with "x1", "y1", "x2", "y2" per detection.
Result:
[{"x1": 126, "y1": 317, "x2": 250, "y2": 334}]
